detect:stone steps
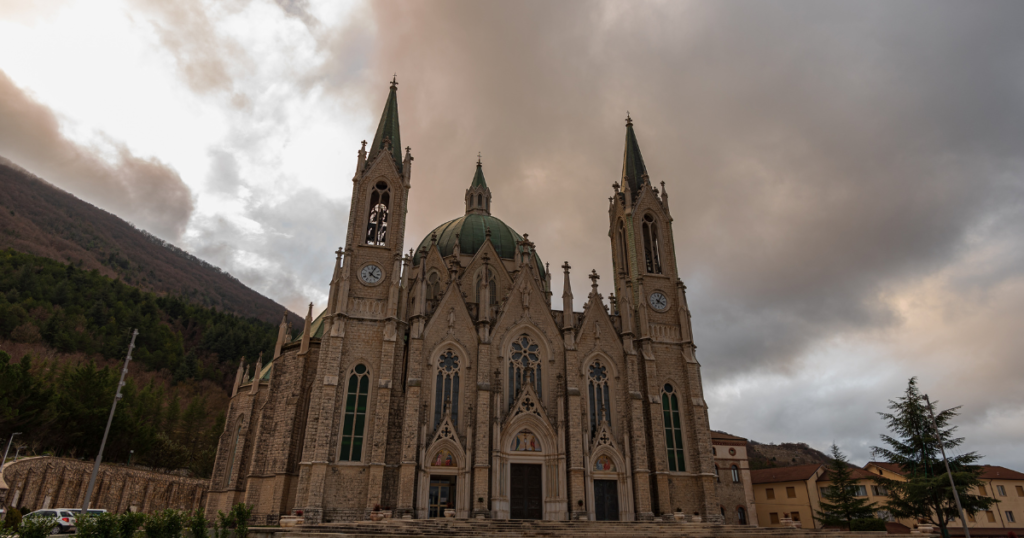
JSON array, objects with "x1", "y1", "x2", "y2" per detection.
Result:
[{"x1": 256, "y1": 520, "x2": 897, "y2": 538}]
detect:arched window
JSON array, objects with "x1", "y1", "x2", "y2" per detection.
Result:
[
  {"x1": 587, "y1": 360, "x2": 611, "y2": 439},
  {"x1": 715, "y1": 464, "x2": 721, "y2": 483},
  {"x1": 731, "y1": 464, "x2": 740, "y2": 483},
  {"x1": 477, "y1": 193, "x2": 482, "y2": 207},
  {"x1": 339, "y1": 364, "x2": 370, "y2": 461},
  {"x1": 433, "y1": 350, "x2": 461, "y2": 429},
  {"x1": 737, "y1": 506, "x2": 748, "y2": 525},
  {"x1": 661, "y1": 383, "x2": 685, "y2": 472},
  {"x1": 365, "y1": 181, "x2": 390, "y2": 245},
  {"x1": 476, "y1": 268, "x2": 497, "y2": 306},
  {"x1": 225, "y1": 417, "x2": 243, "y2": 487},
  {"x1": 642, "y1": 214, "x2": 662, "y2": 274},
  {"x1": 426, "y1": 272, "x2": 441, "y2": 314},
  {"x1": 617, "y1": 221, "x2": 628, "y2": 274},
  {"x1": 508, "y1": 334, "x2": 542, "y2": 409}
]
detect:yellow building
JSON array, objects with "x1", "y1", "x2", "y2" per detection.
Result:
[
  {"x1": 750, "y1": 464, "x2": 824, "y2": 528},
  {"x1": 950, "y1": 466, "x2": 1024, "y2": 534}
]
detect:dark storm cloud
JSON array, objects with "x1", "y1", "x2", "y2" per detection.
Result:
[
  {"x1": 0, "y1": 69, "x2": 194, "y2": 241},
  {"x1": 357, "y1": 0, "x2": 1024, "y2": 376}
]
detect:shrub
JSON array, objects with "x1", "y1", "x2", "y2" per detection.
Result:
[
  {"x1": 75, "y1": 513, "x2": 119, "y2": 538},
  {"x1": 19, "y1": 515, "x2": 59, "y2": 538},
  {"x1": 189, "y1": 508, "x2": 210, "y2": 538},
  {"x1": 2, "y1": 508, "x2": 22, "y2": 532},
  {"x1": 230, "y1": 504, "x2": 253, "y2": 538},
  {"x1": 214, "y1": 510, "x2": 235, "y2": 538},
  {"x1": 119, "y1": 511, "x2": 147, "y2": 538},
  {"x1": 850, "y1": 518, "x2": 888, "y2": 532},
  {"x1": 143, "y1": 509, "x2": 185, "y2": 538}
]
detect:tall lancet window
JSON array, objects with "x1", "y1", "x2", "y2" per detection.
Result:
[
  {"x1": 642, "y1": 214, "x2": 663, "y2": 274},
  {"x1": 588, "y1": 360, "x2": 612, "y2": 439},
  {"x1": 225, "y1": 416, "x2": 243, "y2": 487},
  {"x1": 339, "y1": 364, "x2": 370, "y2": 461},
  {"x1": 365, "y1": 181, "x2": 390, "y2": 245},
  {"x1": 433, "y1": 350, "x2": 461, "y2": 429},
  {"x1": 508, "y1": 334, "x2": 542, "y2": 409},
  {"x1": 475, "y1": 268, "x2": 497, "y2": 306},
  {"x1": 617, "y1": 221, "x2": 628, "y2": 274},
  {"x1": 426, "y1": 271, "x2": 441, "y2": 315},
  {"x1": 661, "y1": 383, "x2": 686, "y2": 472}
]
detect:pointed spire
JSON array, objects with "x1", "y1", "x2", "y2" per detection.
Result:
[
  {"x1": 368, "y1": 77, "x2": 403, "y2": 173},
  {"x1": 299, "y1": 303, "x2": 313, "y2": 355},
  {"x1": 273, "y1": 313, "x2": 288, "y2": 359},
  {"x1": 562, "y1": 262, "x2": 574, "y2": 330},
  {"x1": 466, "y1": 154, "x2": 492, "y2": 215},
  {"x1": 621, "y1": 113, "x2": 649, "y2": 196}
]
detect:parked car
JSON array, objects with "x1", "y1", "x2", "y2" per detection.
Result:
[
  {"x1": 24, "y1": 508, "x2": 77, "y2": 534},
  {"x1": 71, "y1": 508, "x2": 108, "y2": 516}
]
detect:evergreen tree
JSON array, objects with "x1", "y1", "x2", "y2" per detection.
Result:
[
  {"x1": 815, "y1": 444, "x2": 877, "y2": 528},
  {"x1": 871, "y1": 378, "x2": 995, "y2": 537}
]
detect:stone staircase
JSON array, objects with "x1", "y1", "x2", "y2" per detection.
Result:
[{"x1": 253, "y1": 519, "x2": 898, "y2": 538}]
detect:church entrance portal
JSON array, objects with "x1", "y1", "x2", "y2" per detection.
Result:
[
  {"x1": 594, "y1": 479, "x2": 619, "y2": 521},
  {"x1": 428, "y1": 476, "x2": 456, "y2": 518},
  {"x1": 509, "y1": 464, "x2": 542, "y2": 519}
]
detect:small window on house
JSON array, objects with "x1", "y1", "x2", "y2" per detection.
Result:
[
  {"x1": 986, "y1": 510, "x2": 996, "y2": 523},
  {"x1": 979, "y1": 485, "x2": 988, "y2": 496},
  {"x1": 732, "y1": 465, "x2": 740, "y2": 483},
  {"x1": 365, "y1": 181, "x2": 390, "y2": 246},
  {"x1": 1016, "y1": 485, "x2": 1024, "y2": 496},
  {"x1": 791, "y1": 512, "x2": 800, "y2": 522},
  {"x1": 967, "y1": 512, "x2": 976, "y2": 523},
  {"x1": 853, "y1": 485, "x2": 867, "y2": 497},
  {"x1": 820, "y1": 487, "x2": 831, "y2": 497},
  {"x1": 786, "y1": 486, "x2": 796, "y2": 498},
  {"x1": 737, "y1": 506, "x2": 747, "y2": 525},
  {"x1": 997, "y1": 485, "x2": 1007, "y2": 496},
  {"x1": 871, "y1": 485, "x2": 890, "y2": 496},
  {"x1": 766, "y1": 488, "x2": 776, "y2": 500},
  {"x1": 769, "y1": 513, "x2": 779, "y2": 525},
  {"x1": 1006, "y1": 511, "x2": 1016, "y2": 523}
]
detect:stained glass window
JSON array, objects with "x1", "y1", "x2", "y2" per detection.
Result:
[
  {"x1": 588, "y1": 360, "x2": 612, "y2": 438},
  {"x1": 339, "y1": 364, "x2": 370, "y2": 461},
  {"x1": 508, "y1": 334, "x2": 542, "y2": 408},
  {"x1": 661, "y1": 383, "x2": 685, "y2": 472},
  {"x1": 434, "y1": 350, "x2": 461, "y2": 428}
]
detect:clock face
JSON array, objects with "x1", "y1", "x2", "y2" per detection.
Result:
[
  {"x1": 360, "y1": 264, "x2": 383, "y2": 284},
  {"x1": 649, "y1": 292, "x2": 668, "y2": 311}
]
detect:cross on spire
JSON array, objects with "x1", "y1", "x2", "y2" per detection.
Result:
[
  {"x1": 391, "y1": 73, "x2": 398, "y2": 88},
  {"x1": 589, "y1": 269, "x2": 600, "y2": 289}
]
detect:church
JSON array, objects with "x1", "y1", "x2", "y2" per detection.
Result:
[{"x1": 205, "y1": 80, "x2": 727, "y2": 524}]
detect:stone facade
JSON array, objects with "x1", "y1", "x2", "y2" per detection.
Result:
[
  {"x1": 206, "y1": 82, "x2": 724, "y2": 525},
  {"x1": 0, "y1": 457, "x2": 207, "y2": 513},
  {"x1": 711, "y1": 432, "x2": 758, "y2": 526}
]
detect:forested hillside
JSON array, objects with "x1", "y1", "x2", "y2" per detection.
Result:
[
  {"x1": 0, "y1": 250, "x2": 288, "y2": 477},
  {"x1": 0, "y1": 160, "x2": 300, "y2": 327}
]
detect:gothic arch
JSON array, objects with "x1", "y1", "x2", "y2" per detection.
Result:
[
  {"x1": 640, "y1": 212, "x2": 663, "y2": 274},
  {"x1": 498, "y1": 322, "x2": 554, "y2": 411},
  {"x1": 335, "y1": 361, "x2": 374, "y2": 464},
  {"x1": 579, "y1": 352, "x2": 621, "y2": 439},
  {"x1": 364, "y1": 177, "x2": 394, "y2": 247},
  {"x1": 224, "y1": 413, "x2": 247, "y2": 489},
  {"x1": 659, "y1": 380, "x2": 689, "y2": 473},
  {"x1": 426, "y1": 340, "x2": 473, "y2": 434}
]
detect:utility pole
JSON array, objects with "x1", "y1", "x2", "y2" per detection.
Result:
[
  {"x1": 925, "y1": 394, "x2": 970, "y2": 538},
  {"x1": 1, "y1": 432, "x2": 22, "y2": 471},
  {"x1": 81, "y1": 329, "x2": 138, "y2": 512}
]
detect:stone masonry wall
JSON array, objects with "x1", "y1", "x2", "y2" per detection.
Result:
[{"x1": 1, "y1": 457, "x2": 207, "y2": 514}]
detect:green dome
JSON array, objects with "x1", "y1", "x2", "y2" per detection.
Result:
[{"x1": 414, "y1": 213, "x2": 546, "y2": 280}]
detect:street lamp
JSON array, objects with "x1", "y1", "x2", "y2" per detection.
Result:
[{"x1": 1, "y1": 432, "x2": 22, "y2": 471}]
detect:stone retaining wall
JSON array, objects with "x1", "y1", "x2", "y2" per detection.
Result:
[{"x1": 0, "y1": 457, "x2": 208, "y2": 513}]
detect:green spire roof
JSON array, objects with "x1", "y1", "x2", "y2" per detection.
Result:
[
  {"x1": 368, "y1": 78, "x2": 402, "y2": 173},
  {"x1": 471, "y1": 158, "x2": 488, "y2": 189},
  {"x1": 622, "y1": 114, "x2": 648, "y2": 194}
]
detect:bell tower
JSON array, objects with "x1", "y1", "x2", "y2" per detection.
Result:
[
  {"x1": 299, "y1": 78, "x2": 414, "y2": 524},
  {"x1": 606, "y1": 114, "x2": 722, "y2": 521}
]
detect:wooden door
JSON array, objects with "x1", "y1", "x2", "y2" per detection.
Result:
[
  {"x1": 510, "y1": 464, "x2": 543, "y2": 519},
  {"x1": 594, "y1": 479, "x2": 619, "y2": 521}
]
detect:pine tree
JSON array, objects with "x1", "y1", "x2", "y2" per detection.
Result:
[
  {"x1": 815, "y1": 444, "x2": 877, "y2": 528},
  {"x1": 871, "y1": 378, "x2": 995, "y2": 537}
]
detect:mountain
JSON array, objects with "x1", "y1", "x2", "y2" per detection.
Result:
[
  {"x1": 747, "y1": 440, "x2": 833, "y2": 470},
  {"x1": 0, "y1": 159, "x2": 300, "y2": 326}
]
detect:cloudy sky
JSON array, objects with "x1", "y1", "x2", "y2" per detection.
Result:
[{"x1": 2, "y1": 0, "x2": 1022, "y2": 470}]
